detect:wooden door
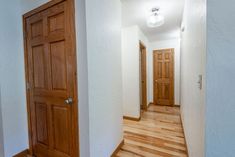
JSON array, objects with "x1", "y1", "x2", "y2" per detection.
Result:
[
  {"x1": 23, "y1": 0, "x2": 79, "y2": 157},
  {"x1": 140, "y1": 43, "x2": 147, "y2": 110},
  {"x1": 153, "y1": 49, "x2": 174, "y2": 106}
]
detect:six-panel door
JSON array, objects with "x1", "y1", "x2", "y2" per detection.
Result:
[
  {"x1": 153, "y1": 49, "x2": 174, "y2": 106},
  {"x1": 24, "y1": 1, "x2": 78, "y2": 157}
]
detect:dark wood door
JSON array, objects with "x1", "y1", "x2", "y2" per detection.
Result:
[
  {"x1": 23, "y1": 1, "x2": 79, "y2": 157},
  {"x1": 153, "y1": 49, "x2": 174, "y2": 106},
  {"x1": 140, "y1": 43, "x2": 147, "y2": 110}
]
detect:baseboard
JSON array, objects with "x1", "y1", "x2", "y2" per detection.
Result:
[
  {"x1": 148, "y1": 102, "x2": 154, "y2": 106},
  {"x1": 151, "y1": 104, "x2": 180, "y2": 107},
  {"x1": 173, "y1": 105, "x2": 180, "y2": 108},
  {"x1": 180, "y1": 112, "x2": 189, "y2": 156},
  {"x1": 123, "y1": 116, "x2": 141, "y2": 121},
  {"x1": 150, "y1": 102, "x2": 181, "y2": 107},
  {"x1": 13, "y1": 149, "x2": 29, "y2": 157},
  {"x1": 110, "y1": 139, "x2": 124, "y2": 157}
]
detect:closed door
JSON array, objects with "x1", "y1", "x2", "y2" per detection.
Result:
[
  {"x1": 23, "y1": 0, "x2": 79, "y2": 157},
  {"x1": 140, "y1": 44, "x2": 147, "y2": 110},
  {"x1": 153, "y1": 49, "x2": 174, "y2": 106}
]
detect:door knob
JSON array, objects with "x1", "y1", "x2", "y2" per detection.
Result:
[{"x1": 65, "y1": 97, "x2": 73, "y2": 105}]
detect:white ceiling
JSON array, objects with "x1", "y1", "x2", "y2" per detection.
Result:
[{"x1": 121, "y1": 0, "x2": 184, "y2": 42}]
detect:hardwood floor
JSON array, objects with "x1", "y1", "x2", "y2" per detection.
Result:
[{"x1": 116, "y1": 105, "x2": 188, "y2": 157}]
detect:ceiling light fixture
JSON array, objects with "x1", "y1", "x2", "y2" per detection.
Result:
[{"x1": 147, "y1": 7, "x2": 165, "y2": 28}]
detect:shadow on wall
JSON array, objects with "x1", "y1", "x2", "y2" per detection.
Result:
[{"x1": 0, "y1": 88, "x2": 4, "y2": 156}]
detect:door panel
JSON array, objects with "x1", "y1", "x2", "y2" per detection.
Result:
[
  {"x1": 31, "y1": 20, "x2": 43, "y2": 38},
  {"x1": 50, "y1": 40, "x2": 67, "y2": 90},
  {"x1": 153, "y1": 49, "x2": 174, "y2": 106},
  {"x1": 32, "y1": 45, "x2": 46, "y2": 89},
  {"x1": 35, "y1": 103, "x2": 48, "y2": 146},
  {"x1": 24, "y1": 1, "x2": 78, "y2": 157},
  {"x1": 48, "y1": 12, "x2": 65, "y2": 33},
  {"x1": 52, "y1": 105, "x2": 70, "y2": 154}
]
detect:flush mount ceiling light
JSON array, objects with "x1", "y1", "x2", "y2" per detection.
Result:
[{"x1": 147, "y1": 7, "x2": 165, "y2": 28}]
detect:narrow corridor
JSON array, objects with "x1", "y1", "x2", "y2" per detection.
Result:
[{"x1": 117, "y1": 105, "x2": 188, "y2": 157}]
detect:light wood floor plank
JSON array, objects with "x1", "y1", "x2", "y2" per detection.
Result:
[{"x1": 116, "y1": 105, "x2": 188, "y2": 157}]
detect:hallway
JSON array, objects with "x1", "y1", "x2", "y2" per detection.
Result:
[{"x1": 117, "y1": 105, "x2": 188, "y2": 157}]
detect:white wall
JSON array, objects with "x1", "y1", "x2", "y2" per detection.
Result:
[
  {"x1": 122, "y1": 25, "x2": 149, "y2": 118},
  {"x1": 20, "y1": 0, "x2": 49, "y2": 13},
  {"x1": 180, "y1": 0, "x2": 206, "y2": 156},
  {"x1": 206, "y1": 0, "x2": 235, "y2": 156},
  {"x1": 0, "y1": 1, "x2": 29, "y2": 156},
  {"x1": 122, "y1": 26, "x2": 140, "y2": 118},
  {"x1": 138, "y1": 28, "x2": 149, "y2": 48},
  {"x1": 148, "y1": 38, "x2": 181, "y2": 105},
  {"x1": 74, "y1": 0, "x2": 90, "y2": 156},
  {"x1": 85, "y1": 0, "x2": 123, "y2": 156}
]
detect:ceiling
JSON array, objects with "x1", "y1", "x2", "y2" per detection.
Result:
[{"x1": 121, "y1": 0, "x2": 184, "y2": 42}]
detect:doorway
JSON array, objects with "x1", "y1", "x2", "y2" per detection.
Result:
[
  {"x1": 140, "y1": 42, "x2": 147, "y2": 110},
  {"x1": 153, "y1": 48, "x2": 174, "y2": 106},
  {"x1": 23, "y1": 0, "x2": 79, "y2": 156}
]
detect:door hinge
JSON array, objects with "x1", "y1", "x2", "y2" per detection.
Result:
[
  {"x1": 24, "y1": 32, "x2": 28, "y2": 39},
  {"x1": 26, "y1": 82, "x2": 30, "y2": 90},
  {"x1": 197, "y1": 75, "x2": 203, "y2": 90}
]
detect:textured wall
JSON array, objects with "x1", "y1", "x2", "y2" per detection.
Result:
[
  {"x1": 85, "y1": 0, "x2": 123, "y2": 156},
  {"x1": 180, "y1": 0, "x2": 206, "y2": 156},
  {"x1": 0, "y1": 88, "x2": 4, "y2": 157},
  {"x1": 0, "y1": 1, "x2": 29, "y2": 156},
  {"x1": 74, "y1": 0, "x2": 90, "y2": 156},
  {"x1": 122, "y1": 25, "x2": 149, "y2": 118},
  {"x1": 122, "y1": 26, "x2": 140, "y2": 118},
  {"x1": 206, "y1": 0, "x2": 235, "y2": 156}
]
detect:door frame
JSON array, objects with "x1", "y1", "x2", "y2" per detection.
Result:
[
  {"x1": 153, "y1": 48, "x2": 175, "y2": 106},
  {"x1": 139, "y1": 41, "x2": 147, "y2": 110},
  {"x1": 23, "y1": 0, "x2": 79, "y2": 155}
]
